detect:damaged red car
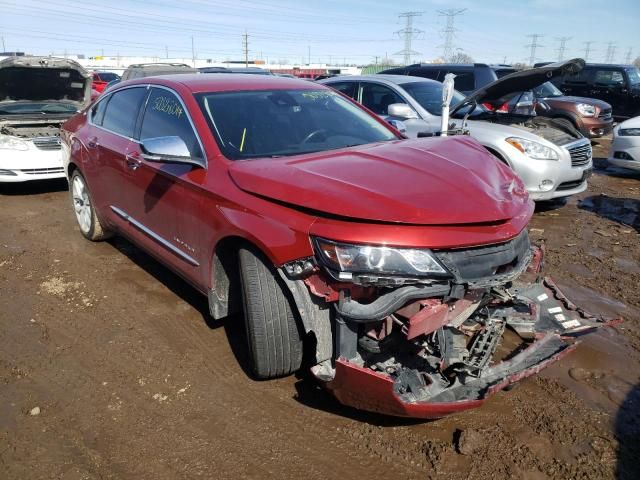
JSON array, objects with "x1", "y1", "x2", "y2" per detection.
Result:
[{"x1": 61, "y1": 74, "x2": 616, "y2": 419}]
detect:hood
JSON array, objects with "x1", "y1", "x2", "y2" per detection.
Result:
[
  {"x1": 228, "y1": 136, "x2": 531, "y2": 225},
  {"x1": 618, "y1": 116, "x2": 640, "y2": 130},
  {"x1": 0, "y1": 56, "x2": 91, "y2": 108},
  {"x1": 541, "y1": 95, "x2": 611, "y2": 110},
  {"x1": 453, "y1": 58, "x2": 585, "y2": 115}
]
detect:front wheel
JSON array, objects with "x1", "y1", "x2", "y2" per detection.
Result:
[
  {"x1": 69, "y1": 170, "x2": 111, "y2": 241},
  {"x1": 239, "y1": 247, "x2": 303, "y2": 379}
]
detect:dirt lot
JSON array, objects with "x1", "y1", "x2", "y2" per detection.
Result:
[{"x1": 1, "y1": 138, "x2": 639, "y2": 480}]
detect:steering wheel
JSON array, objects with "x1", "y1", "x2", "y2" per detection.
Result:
[{"x1": 301, "y1": 129, "x2": 329, "y2": 144}]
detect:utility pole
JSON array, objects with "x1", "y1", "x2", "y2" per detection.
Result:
[
  {"x1": 374, "y1": 55, "x2": 379, "y2": 65},
  {"x1": 242, "y1": 31, "x2": 249, "y2": 67},
  {"x1": 604, "y1": 42, "x2": 616, "y2": 63},
  {"x1": 625, "y1": 47, "x2": 633, "y2": 64},
  {"x1": 437, "y1": 8, "x2": 466, "y2": 61},
  {"x1": 165, "y1": 45, "x2": 168, "y2": 59},
  {"x1": 583, "y1": 41, "x2": 595, "y2": 62},
  {"x1": 525, "y1": 33, "x2": 544, "y2": 66},
  {"x1": 191, "y1": 36, "x2": 196, "y2": 67},
  {"x1": 308, "y1": 45, "x2": 311, "y2": 65},
  {"x1": 555, "y1": 36, "x2": 571, "y2": 62},
  {"x1": 1, "y1": 36, "x2": 5, "y2": 52},
  {"x1": 394, "y1": 11, "x2": 423, "y2": 66}
]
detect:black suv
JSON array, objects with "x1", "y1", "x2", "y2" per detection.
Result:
[
  {"x1": 378, "y1": 63, "x2": 515, "y2": 94},
  {"x1": 544, "y1": 63, "x2": 640, "y2": 119}
]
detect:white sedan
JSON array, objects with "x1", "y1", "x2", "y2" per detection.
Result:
[{"x1": 608, "y1": 116, "x2": 640, "y2": 171}]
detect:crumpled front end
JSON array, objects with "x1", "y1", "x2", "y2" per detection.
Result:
[{"x1": 281, "y1": 230, "x2": 619, "y2": 419}]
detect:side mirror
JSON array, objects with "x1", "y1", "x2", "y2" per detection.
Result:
[
  {"x1": 141, "y1": 136, "x2": 204, "y2": 168},
  {"x1": 387, "y1": 103, "x2": 418, "y2": 120},
  {"x1": 386, "y1": 118, "x2": 407, "y2": 133}
]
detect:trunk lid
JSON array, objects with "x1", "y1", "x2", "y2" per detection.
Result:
[
  {"x1": 0, "y1": 56, "x2": 91, "y2": 112},
  {"x1": 228, "y1": 136, "x2": 531, "y2": 225}
]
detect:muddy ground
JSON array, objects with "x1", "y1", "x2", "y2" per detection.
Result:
[{"x1": 1, "y1": 137, "x2": 639, "y2": 480}]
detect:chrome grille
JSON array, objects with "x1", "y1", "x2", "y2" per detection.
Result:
[
  {"x1": 598, "y1": 108, "x2": 612, "y2": 120},
  {"x1": 32, "y1": 136, "x2": 62, "y2": 151},
  {"x1": 567, "y1": 141, "x2": 592, "y2": 167},
  {"x1": 20, "y1": 167, "x2": 65, "y2": 175}
]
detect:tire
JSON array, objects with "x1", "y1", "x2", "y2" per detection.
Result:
[
  {"x1": 69, "y1": 170, "x2": 111, "y2": 241},
  {"x1": 239, "y1": 247, "x2": 303, "y2": 379},
  {"x1": 552, "y1": 117, "x2": 576, "y2": 132}
]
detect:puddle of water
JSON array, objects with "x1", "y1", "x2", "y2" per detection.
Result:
[
  {"x1": 579, "y1": 196, "x2": 640, "y2": 231},
  {"x1": 540, "y1": 282, "x2": 640, "y2": 415}
]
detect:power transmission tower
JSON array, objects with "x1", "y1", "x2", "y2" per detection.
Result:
[
  {"x1": 604, "y1": 42, "x2": 616, "y2": 63},
  {"x1": 394, "y1": 12, "x2": 423, "y2": 66},
  {"x1": 583, "y1": 41, "x2": 595, "y2": 62},
  {"x1": 625, "y1": 47, "x2": 633, "y2": 64},
  {"x1": 555, "y1": 36, "x2": 571, "y2": 61},
  {"x1": 242, "y1": 31, "x2": 249, "y2": 67},
  {"x1": 191, "y1": 36, "x2": 196, "y2": 67},
  {"x1": 437, "y1": 8, "x2": 466, "y2": 61},
  {"x1": 525, "y1": 34, "x2": 544, "y2": 66}
]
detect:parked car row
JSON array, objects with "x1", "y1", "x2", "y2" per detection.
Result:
[{"x1": 321, "y1": 60, "x2": 593, "y2": 201}]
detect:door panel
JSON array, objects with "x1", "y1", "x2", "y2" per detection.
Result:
[{"x1": 118, "y1": 87, "x2": 208, "y2": 285}]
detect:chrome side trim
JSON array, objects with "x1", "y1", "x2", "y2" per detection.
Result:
[{"x1": 110, "y1": 205, "x2": 200, "y2": 267}]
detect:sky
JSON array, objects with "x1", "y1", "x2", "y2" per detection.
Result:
[{"x1": 1, "y1": 0, "x2": 639, "y2": 65}]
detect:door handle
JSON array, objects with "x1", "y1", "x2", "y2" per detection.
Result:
[
  {"x1": 125, "y1": 153, "x2": 141, "y2": 171},
  {"x1": 87, "y1": 137, "x2": 99, "y2": 149}
]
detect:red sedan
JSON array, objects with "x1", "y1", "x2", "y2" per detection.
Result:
[{"x1": 60, "y1": 74, "x2": 616, "y2": 419}]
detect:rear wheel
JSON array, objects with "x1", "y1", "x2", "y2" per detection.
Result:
[
  {"x1": 70, "y1": 170, "x2": 111, "y2": 241},
  {"x1": 239, "y1": 247, "x2": 303, "y2": 379}
]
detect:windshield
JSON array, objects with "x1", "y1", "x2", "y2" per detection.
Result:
[
  {"x1": 532, "y1": 81, "x2": 563, "y2": 98},
  {"x1": 0, "y1": 102, "x2": 78, "y2": 115},
  {"x1": 97, "y1": 72, "x2": 120, "y2": 82},
  {"x1": 400, "y1": 82, "x2": 466, "y2": 116},
  {"x1": 627, "y1": 68, "x2": 640, "y2": 85},
  {"x1": 197, "y1": 89, "x2": 398, "y2": 159}
]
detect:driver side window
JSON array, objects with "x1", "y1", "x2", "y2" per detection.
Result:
[
  {"x1": 140, "y1": 88, "x2": 203, "y2": 158},
  {"x1": 360, "y1": 83, "x2": 404, "y2": 115}
]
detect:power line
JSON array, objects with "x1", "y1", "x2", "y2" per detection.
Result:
[
  {"x1": 437, "y1": 8, "x2": 466, "y2": 61},
  {"x1": 555, "y1": 36, "x2": 571, "y2": 62},
  {"x1": 394, "y1": 11, "x2": 423, "y2": 66},
  {"x1": 525, "y1": 34, "x2": 544, "y2": 66},
  {"x1": 604, "y1": 42, "x2": 616, "y2": 63},
  {"x1": 583, "y1": 41, "x2": 595, "y2": 62}
]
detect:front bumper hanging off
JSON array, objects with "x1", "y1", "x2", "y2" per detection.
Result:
[{"x1": 312, "y1": 276, "x2": 620, "y2": 419}]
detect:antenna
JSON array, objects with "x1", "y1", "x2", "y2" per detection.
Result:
[
  {"x1": 394, "y1": 12, "x2": 423, "y2": 65},
  {"x1": 525, "y1": 34, "x2": 544, "y2": 66},
  {"x1": 437, "y1": 9, "x2": 466, "y2": 61}
]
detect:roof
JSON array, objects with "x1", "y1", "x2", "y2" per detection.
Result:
[
  {"x1": 119, "y1": 73, "x2": 324, "y2": 93},
  {"x1": 321, "y1": 74, "x2": 440, "y2": 86}
]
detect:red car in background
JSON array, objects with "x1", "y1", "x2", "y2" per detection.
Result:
[
  {"x1": 60, "y1": 74, "x2": 616, "y2": 419},
  {"x1": 90, "y1": 71, "x2": 121, "y2": 93}
]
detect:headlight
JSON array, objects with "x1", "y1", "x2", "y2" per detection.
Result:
[
  {"x1": 0, "y1": 135, "x2": 29, "y2": 151},
  {"x1": 619, "y1": 128, "x2": 640, "y2": 136},
  {"x1": 505, "y1": 137, "x2": 559, "y2": 160},
  {"x1": 313, "y1": 238, "x2": 449, "y2": 277},
  {"x1": 576, "y1": 103, "x2": 596, "y2": 117}
]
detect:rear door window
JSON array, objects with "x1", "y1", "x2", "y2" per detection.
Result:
[
  {"x1": 413, "y1": 68, "x2": 441, "y2": 81},
  {"x1": 563, "y1": 69, "x2": 592, "y2": 85},
  {"x1": 139, "y1": 88, "x2": 203, "y2": 158},
  {"x1": 90, "y1": 96, "x2": 110, "y2": 126},
  {"x1": 360, "y1": 82, "x2": 405, "y2": 115},
  {"x1": 326, "y1": 82, "x2": 357, "y2": 100},
  {"x1": 593, "y1": 69, "x2": 625, "y2": 86},
  {"x1": 101, "y1": 87, "x2": 147, "y2": 137},
  {"x1": 452, "y1": 72, "x2": 476, "y2": 92}
]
